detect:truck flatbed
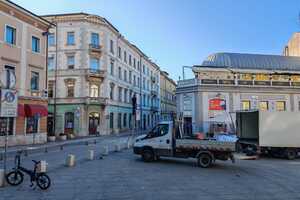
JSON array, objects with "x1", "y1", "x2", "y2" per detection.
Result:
[{"x1": 176, "y1": 139, "x2": 236, "y2": 152}]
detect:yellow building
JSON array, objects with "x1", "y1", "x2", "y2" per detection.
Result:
[
  {"x1": 160, "y1": 71, "x2": 176, "y2": 121},
  {"x1": 283, "y1": 32, "x2": 300, "y2": 56}
]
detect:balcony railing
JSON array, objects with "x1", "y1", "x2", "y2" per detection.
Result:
[
  {"x1": 89, "y1": 43, "x2": 101, "y2": 52},
  {"x1": 85, "y1": 97, "x2": 108, "y2": 105}
]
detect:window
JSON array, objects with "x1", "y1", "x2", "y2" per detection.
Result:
[
  {"x1": 124, "y1": 51, "x2": 127, "y2": 63},
  {"x1": 110, "y1": 61, "x2": 114, "y2": 76},
  {"x1": 48, "y1": 81, "x2": 54, "y2": 98},
  {"x1": 5, "y1": 25, "x2": 16, "y2": 45},
  {"x1": 48, "y1": 33, "x2": 55, "y2": 46},
  {"x1": 48, "y1": 57, "x2": 54, "y2": 70},
  {"x1": 118, "y1": 67, "x2": 122, "y2": 79},
  {"x1": 123, "y1": 113, "x2": 127, "y2": 128},
  {"x1": 31, "y1": 72, "x2": 39, "y2": 91},
  {"x1": 143, "y1": 94, "x2": 146, "y2": 106},
  {"x1": 143, "y1": 65, "x2": 145, "y2": 74},
  {"x1": 133, "y1": 58, "x2": 136, "y2": 68},
  {"x1": 110, "y1": 83, "x2": 114, "y2": 100},
  {"x1": 110, "y1": 113, "x2": 114, "y2": 129},
  {"x1": 67, "y1": 32, "x2": 75, "y2": 45},
  {"x1": 276, "y1": 101, "x2": 286, "y2": 111},
  {"x1": 259, "y1": 101, "x2": 268, "y2": 111},
  {"x1": 124, "y1": 70, "x2": 127, "y2": 82},
  {"x1": 65, "y1": 112, "x2": 74, "y2": 129},
  {"x1": 90, "y1": 58, "x2": 99, "y2": 72},
  {"x1": 118, "y1": 87, "x2": 122, "y2": 102},
  {"x1": 129, "y1": 55, "x2": 132, "y2": 66},
  {"x1": 129, "y1": 114, "x2": 132, "y2": 129},
  {"x1": 118, "y1": 46, "x2": 122, "y2": 59},
  {"x1": 0, "y1": 118, "x2": 14, "y2": 136},
  {"x1": 137, "y1": 77, "x2": 140, "y2": 87},
  {"x1": 32, "y1": 36, "x2": 40, "y2": 53},
  {"x1": 137, "y1": 61, "x2": 140, "y2": 71},
  {"x1": 90, "y1": 84, "x2": 99, "y2": 97},
  {"x1": 241, "y1": 100, "x2": 250, "y2": 110},
  {"x1": 146, "y1": 124, "x2": 169, "y2": 138},
  {"x1": 129, "y1": 71, "x2": 132, "y2": 84},
  {"x1": 26, "y1": 117, "x2": 38, "y2": 134},
  {"x1": 110, "y1": 40, "x2": 114, "y2": 54},
  {"x1": 91, "y1": 33, "x2": 99, "y2": 46},
  {"x1": 66, "y1": 82, "x2": 75, "y2": 97},
  {"x1": 124, "y1": 89, "x2": 128, "y2": 103},
  {"x1": 133, "y1": 75, "x2": 136, "y2": 86},
  {"x1": 4, "y1": 65, "x2": 15, "y2": 89},
  {"x1": 118, "y1": 113, "x2": 122, "y2": 129},
  {"x1": 143, "y1": 78, "x2": 146, "y2": 90},
  {"x1": 67, "y1": 56, "x2": 75, "y2": 69}
]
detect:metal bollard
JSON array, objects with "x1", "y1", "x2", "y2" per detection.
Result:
[
  {"x1": 0, "y1": 169, "x2": 4, "y2": 187},
  {"x1": 45, "y1": 147, "x2": 48, "y2": 153},
  {"x1": 66, "y1": 154, "x2": 76, "y2": 167},
  {"x1": 88, "y1": 150, "x2": 95, "y2": 160},
  {"x1": 102, "y1": 146, "x2": 109, "y2": 156},
  {"x1": 94, "y1": 140, "x2": 97, "y2": 144}
]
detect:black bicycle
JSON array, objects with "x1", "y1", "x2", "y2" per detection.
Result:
[{"x1": 5, "y1": 151, "x2": 51, "y2": 190}]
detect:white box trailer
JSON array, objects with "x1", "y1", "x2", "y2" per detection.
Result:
[{"x1": 236, "y1": 111, "x2": 300, "y2": 159}]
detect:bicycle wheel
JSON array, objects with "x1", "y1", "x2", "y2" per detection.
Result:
[
  {"x1": 36, "y1": 173, "x2": 51, "y2": 190},
  {"x1": 6, "y1": 171, "x2": 24, "y2": 186}
]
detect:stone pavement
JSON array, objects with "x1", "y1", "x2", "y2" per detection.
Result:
[{"x1": 2, "y1": 149, "x2": 300, "y2": 200}]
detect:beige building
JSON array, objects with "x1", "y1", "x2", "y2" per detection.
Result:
[
  {"x1": 283, "y1": 32, "x2": 300, "y2": 56},
  {"x1": 160, "y1": 71, "x2": 176, "y2": 121},
  {"x1": 177, "y1": 52, "x2": 300, "y2": 135},
  {"x1": 43, "y1": 13, "x2": 161, "y2": 137},
  {"x1": 0, "y1": 0, "x2": 52, "y2": 146}
]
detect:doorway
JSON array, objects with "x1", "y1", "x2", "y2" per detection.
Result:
[
  {"x1": 64, "y1": 112, "x2": 74, "y2": 135},
  {"x1": 89, "y1": 112, "x2": 100, "y2": 135}
]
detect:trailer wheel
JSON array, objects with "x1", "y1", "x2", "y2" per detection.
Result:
[
  {"x1": 142, "y1": 148, "x2": 155, "y2": 162},
  {"x1": 286, "y1": 149, "x2": 297, "y2": 160},
  {"x1": 197, "y1": 153, "x2": 212, "y2": 168}
]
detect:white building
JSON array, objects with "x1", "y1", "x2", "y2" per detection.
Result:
[
  {"x1": 43, "y1": 13, "x2": 160, "y2": 136},
  {"x1": 177, "y1": 52, "x2": 300, "y2": 135}
]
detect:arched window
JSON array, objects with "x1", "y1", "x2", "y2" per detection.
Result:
[{"x1": 90, "y1": 84, "x2": 99, "y2": 97}]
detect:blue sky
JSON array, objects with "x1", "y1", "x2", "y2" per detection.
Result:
[{"x1": 14, "y1": 0, "x2": 300, "y2": 80}]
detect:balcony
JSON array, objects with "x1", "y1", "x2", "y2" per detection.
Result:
[
  {"x1": 85, "y1": 97, "x2": 108, "y2": 106},
  {"x1": 89, "y1": 43, "x2": 102, "y2": 56},
  {"x1": 85, "y1": 69, "x2": 106, "y2": 82}
]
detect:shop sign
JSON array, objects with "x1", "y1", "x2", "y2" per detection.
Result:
[
  {"x1": 0, "y1": 89, "x2": 18, "y2": 117},
  {"x1": 209, "y1": 98, "x2": 226, "y2": 111}
]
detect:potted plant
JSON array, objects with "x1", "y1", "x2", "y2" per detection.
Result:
[
  {"x1": 59, "y1": 133, "x2": 67, "y2": 141},
  {"x1": 47, "y1": 132, "x2": 56, "y2": 142}
]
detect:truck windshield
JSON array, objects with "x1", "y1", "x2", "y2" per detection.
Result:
[{"x1": 146, "y1": 124, "x2": 169, "y2": 138}]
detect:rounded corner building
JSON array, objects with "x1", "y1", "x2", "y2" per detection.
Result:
[{"x1": 177, "y1": 52, "x2": 300, "y2": 136}]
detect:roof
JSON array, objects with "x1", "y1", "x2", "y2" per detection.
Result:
[
  {"x1": 5, "y1": 0, "x2": 54, "y2": 27},
  {"x1": 197, "y1": 52, "x2": 300, "y2": 72}
]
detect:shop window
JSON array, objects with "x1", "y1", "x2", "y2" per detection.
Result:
[
  {"x1": 0, "y1": 118, "x2": 14, "y2": 136},
  {"x1": 118, "y1": 113, "x2": 122, "y2": 129},
  {"x1": 259, "y1": 101, "x2": 268, "y2": 111},
  {"x1": 65, "y1": 112, "x2": 74, "y2": 129},
  {"x1": 110, "y1": 113, "x2": 114, "y2": 129},
  {"x1": 241, "y1": 100, "x2": 251, "y2": 110},
  {"x1": 26, "y1": 117, "x2": 38, "y2": 134},
  {"x1": 276, "y1": 101, "x2": 286, "y2": 111},
  {"x1": 123, "y1": 113, "x2": 127, "y2": 128}
]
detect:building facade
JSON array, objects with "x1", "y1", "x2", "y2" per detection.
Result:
[
  {"x1": 177, "y1": 53, "x2": 300, "y2": 136},
  {"x1": 283, "y1": 32, "x2": 300, "y2": 56},
  {"x1": 0, "y1": 0, "x2": 51, "y2": 146},
  {"x1": 43, "y1": 13, "x2": 160, "y2": 137},
  {"x1": 160, "y1": 71, "x2": 176, "y2": 121}
]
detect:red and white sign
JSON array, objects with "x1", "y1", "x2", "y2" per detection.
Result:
[{"x1": 209, "y1": 98, "x2": 226, "y2": 111}]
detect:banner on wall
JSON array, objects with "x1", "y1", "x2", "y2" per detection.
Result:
[{"x1": 209, "y1": 98, "x2": 226, "y2": 111}]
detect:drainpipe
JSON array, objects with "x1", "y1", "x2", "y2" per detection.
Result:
[
  {"x1": 139, "y1": 55, "x2": 143, "y2": 132},
  {"x1": 53, "y1": 21, "x2": 58, "y2": 135}
]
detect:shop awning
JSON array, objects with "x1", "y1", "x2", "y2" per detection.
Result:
[
  {"x1": 18, "y1": 104, "x2": 26, "y2": 117},
  {"x1": 24, "y1": 104, "x2": 48, "y2": 117}
]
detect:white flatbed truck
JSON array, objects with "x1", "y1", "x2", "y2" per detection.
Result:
[{"x1": 133, "y1": 121, "x2": 236, "y2": 168}]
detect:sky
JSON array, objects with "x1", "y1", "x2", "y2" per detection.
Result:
[{"x1": 13, "y1": 0, "x2": 300, "y2": 80}]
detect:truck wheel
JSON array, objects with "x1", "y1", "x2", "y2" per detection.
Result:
[
  {"x1": 197, "y1": 153, "x2": 212, "y2": 168},
  {"x1": 142, "y1": 149, "x2": 155, "y2": 162},
  {"x1": 286, "y1": 149, "x2": 297, "y2": 160}
]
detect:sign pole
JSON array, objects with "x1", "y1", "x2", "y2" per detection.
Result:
[{"x1": 4, "y1": 117, "x2": 9, "y2": 180}]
